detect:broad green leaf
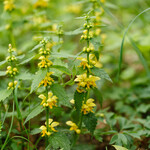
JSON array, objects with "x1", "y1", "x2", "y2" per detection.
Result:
[
  {"x1": 0, "y1": 89, "x2": 13, "y2": 102},
  {"x1": 109, "y1": 134, "x2": 118, "y2": 144},
  {"x1": 30, "y1": 128, "x2": 41, "y2": 135},
  {"x1": 93, "y1": 88, "x2": 103, "y2": 107},
  {"x1": 83, "y1": 113, "x2": 97, "y2": 134},
  {"x1": 118, "y1": 133, "x2": 127, "y2": 145},
  {"x1": 74, "y1": 90, "x2": 86, "y2": 120},
  {"x1": 112, "y1": 145, "x2": 128, "y2": 150},
  {"x1": 50, "y1": 65, "x2": 71, "y2": 75},
  {"x1": 0, "y1": 71, "x2": 6, "y2": 76},
  {"x1": 30, "y1": 69, "x2": 47, "y2": 93},
  {"x1": 24, "y1": 105, "x2": 44, "y2": 124},
  {"x1": 51, "y1": 83, "x2": 71, "y2": 107},
  {"x1": 48, "y1": 132, "x2": 71, "y2": 150},
  {"x1": 91, "y1": 67, "x2": 112, "y2": 83}
]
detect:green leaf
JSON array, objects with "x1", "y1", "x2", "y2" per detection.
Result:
[
  {"x1": 29, "y1": 44, "x2": 43, "y2": 53},
  {"x1": 48, "y1": 132, "x2": 71, "y2": 150},
  {"x1": 24, "y1": 105, "x2": 44, "y2": 124},
  {"x1": 93, "y1": 88, "x2": 103, "y2": 107},
  {"x1": 30, "y1": 128, "x2": 41, "y2": 135},
  {"x1": 50, "y1": 65, "x2": 71, "y2": 75},
  {"x1": 109, "y1": 134, "x2": 118, "y2": 144},
  {"x1": 83, "y1": 113, "x2": 97, "y2": 134},
  {"x1": 19, "y1": 56, "x2": 34, "y2": 65},
  {"x1": 65, "y1": 27, "x2": 83, "y2": 35},
  {"x1": 91, "y1": 67, "x2": 112, "y2": 83},
  {"x1": 74, "y1": 90, "x2": 85, "y2": 120},
  {"x1": 16, "y1": 72, "x2": 34, "y2": 80},
  {"x1": 112, "y1": 145, "x2": 128, "y2": 150},
  {"x1": 30, "y1": 69, "x2": 47, "y2": 93},
  {"x1": 118, "y1": 133, "x2": 127, "y2": 145},
  {"x1": 51, "y1": 83, "x2": 71, "y2": 107},
  {"x1": 0, "y1": 71, "x2": 6, "y2": 76},
  {"x1": 117, "y1": 8, "x2": 150, "y2": 80},
  {"x1": 0, "y1": 60, "x2": 6, "y2": 66},
  {"x1": 0, "y1": 89, "x2": 13, "y2": 102}
]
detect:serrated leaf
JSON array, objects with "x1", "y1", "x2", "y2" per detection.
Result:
[
  {"x1": 50, "y1": 65, "x2": 71, "y2": 75},
  {"x1": 112, "y1": 145, "x2": 128, "y2": 150},
  {"x1": 24, "y1": 105, "x2": 44, "y2": 124},
  {"x1": 16, "y1": 72, "x2": 34, "y2": 80},
  {"x1": 48, "y1": 132, "x2": 71, "y2": 150},
  {"x1": 19, "y1": 56, "x2": 34, "y2": 65},
  {"x1": 83, "y1": 113, "x2": 97, "y2": 134},
  {"x1": 65, "y1": 27, "x2": 83, "y2": 35},
  {"x1": 0, "y1": 89, "x2": 13, "y2": 102},
  {"x1": 91, "y1": 67, "x2": 112, "y2": 83},
  {"x1": 16, "y1": 54, "x2": 25, "y2": 59},
  {"x1": 29, "y1": 44, "x2": 43, "y2": 53},
  {"x1": 30, "y1": 69, "x2": 47, "y2": 93},
  {"x1": 74, "y1": 90, "x2": 86, "y2": 119},
  {"x1": 51, "y1": 83, "x2": 71, "y2": 107},
  {"x1": 0, "y1": 71, "x2": 6, "y2": 76},
  {"x1": 0, "y1": 60, "x2": 6, "y2": 66},
  {"x1": 93, "y1": 88, "x2": 103, "y2": 107}
]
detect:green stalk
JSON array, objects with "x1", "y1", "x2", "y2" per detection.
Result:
[
  {"x1": 45, "y1": 86, "x2": 49, "y2": 147},
  {"x1": 1, "y1": 101, "x2": 15, "y2": 150}
]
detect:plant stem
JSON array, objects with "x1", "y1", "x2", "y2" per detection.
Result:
[{"x1": 1, "y1": 101, "x2": 15, "y2": 150}]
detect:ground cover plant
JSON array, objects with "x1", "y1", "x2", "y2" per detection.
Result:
[{"x1": 0, "y1": 0, "x2": 150, "y2": 150}]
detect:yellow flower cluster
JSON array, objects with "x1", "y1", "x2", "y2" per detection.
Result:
[
  {"x1": 39, "y1": 72, "x2": 54, "y2": 87},
  {"x1": 40, "y1": 118, "x2": 59, "y2": 137},
  {"x1": 6, "y1": 44, "x2": 19, "y2": 90},
  {"x1": 82, "y1": 98, "x2": 96, "y2": 114},
  {"x1": 78, "y1": 54, "x2": 102, "y2": 70},
  {"x1": 66, "y1": 121, "x2": 80, "y2": 134},
  {"x1": 4, "y1": 0, "x2": 15, "y2": 11},
  {"x1": 74, "y1": 73, "x2": 100, "y2": 93},
  {"x1": 38, "y1": 39, "x2": 54, "y2": 68},
  {"x1": 7, "y1": 81, "x2": 17, "y2": 90},
  {"x1": 38, "y1": 92, "x2": 57, "y2": 109},
  {"x1": 38, "y1": 56, "x2": 53, "y2": 68},
  {"x1": 34, "y1": 0, "x2": 49, "y2": 8},
  {"x1": 6, "y1": 66, "x2": 18, "y2": 77}
]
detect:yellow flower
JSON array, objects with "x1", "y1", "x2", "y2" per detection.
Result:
[
  {"x1": 34, "y1": 0, "x2": 49, "y2": 8},
  {"x1": 39, "y1": 125, "x2": 51, "y2": 137},
  {"x1": 6, "y1": 66, "x2": 18, "y2": 77},
  {"x1": 39, "y1": 72, "x2": 54, "y2": 87},
  {"x1": 47, "y1": 119, "x2": 59, "y2": 132},
  {"x1": 82, "y1": 98, "x2": 96, "y2": 114},
  {"x1": 7, "y1": 80, "x2": 18, "y2": 90},
  {"x1": 66, "y1": 4, "x2": 82, "y2": 14},
  {"x1": 40, "y1": 118, "x2": 59, "y2": 137},
  {"x1": 70, "y1": 99, "x2": 75, "y2": 104},
  {"x1": 38, "y1": 56, "x2": 53, "y2": 68},
  {"x1": 47, "y1": 92, "x2": 57, "y2": 109},
  {"x1": 74, "y1": 73, "x2": 100, "y2": 92},
  {"x1": 38, "y1": 92, "x2": 57, "y2": 109},
  {"x1": 4, "y1": 0, "x2": 15, "y2": 11},
  {"x1": 66, "y1": 121, "x2": 80, "y2": 134},
  {"x1": 89, "y1": 54, "x2": 103, "y2": 68},
  {"x1": 77, "y1": 57, "x2": 91, "y2": 70},
  {"x1": 100, "y1": 0, "x2": 105, "y2": 3}
]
